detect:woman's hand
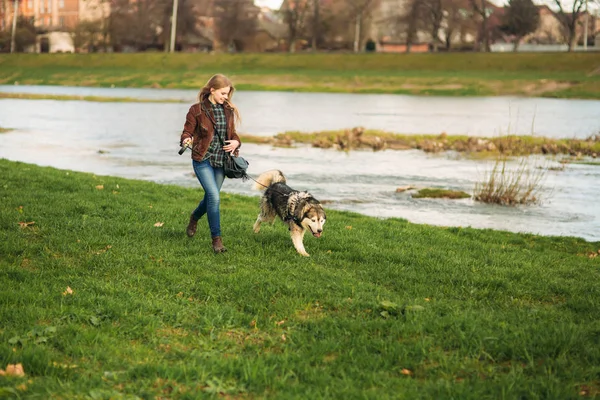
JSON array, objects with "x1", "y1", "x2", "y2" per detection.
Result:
[
  {"x1": 182, "y1": 138, "x2": 193, "y2": 147},
  {"x1": 223, "y1": 140, "x2": 240, "y2": 154}
]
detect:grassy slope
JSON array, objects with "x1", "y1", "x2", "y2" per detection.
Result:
[
  {"x1": 1, "y1": 159, "x2": 599, "y2": 398},
  {"x1": 1, "y1": 52, "x2": 599, "y2": 98}
]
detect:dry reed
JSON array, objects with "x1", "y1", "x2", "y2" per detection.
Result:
[{"x1": 474, "y1": 157, "x2": 548, "y2": 206}]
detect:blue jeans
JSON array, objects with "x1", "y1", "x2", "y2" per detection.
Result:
[{"x1": 192, "y1": 159, "x2": 225, "y2": 238}]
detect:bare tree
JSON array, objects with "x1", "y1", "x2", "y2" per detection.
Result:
[
  {"x1": 346, "y1": 0, "x2": 378, "y2": 52},
  {"x1": 501, "y1": 0, "x2": 539, "y2": 51},
  {"x1": 108, "y1": 0, "x2": 162, "y2": 50},
  {"x1": 213, "y1": 0, "x2": 257, "y2": 52},
  {"x1": 311, "y1": 0, "x2": 320, "y2": 50},
  {"x1": 440, "y1": 0, "x2": 463, "y2": 50},
  {"x1": 403, "y1": 0, "x2": 423, "y2": 52},
  {"x1": 107, "y1": 0, "x2": 201, "y2": 52},
  {"x1": 2, "y1": 17, "x2": 36, "y2": 52},
  {"x1": 421, "y1": 0, "x2": 443, "y2": 51},
  {"x1": 316, "y1": 0, "x2": 356, "y2": 50},
  {"x1": 470, "y1": 0, "x2": 490, "y2": 52},
  {"x1": 552, "y1": 0, "x2": 587, "y2": 51},
  {"x1": 72, "y1": 19, "x2": 103, "y2": 52},
  {"x1": 281, "y1": 0, "x2": 310, "y2": 52},
  {"x1": 160, "y1": 0, "x2": 203, "y2": 51}
]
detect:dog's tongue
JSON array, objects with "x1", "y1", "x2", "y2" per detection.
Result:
[{"x1": 313, "y1": 232, "x2": 322, "y2": 238}]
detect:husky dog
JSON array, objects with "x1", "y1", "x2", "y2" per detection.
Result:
[{"x1": 253, "y1": 170, "x2": 326, "y2": 257}]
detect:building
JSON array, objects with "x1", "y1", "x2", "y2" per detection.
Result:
[{"x1": 1, "y1": 0, "x2": 108, "y2": 51}]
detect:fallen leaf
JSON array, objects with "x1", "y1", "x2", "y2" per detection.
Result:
[
  {"x1": 424, "y1": 298, "x2": 431, "y2": 302},
  {"x1": 154, "y1": 222, "x2": 164, "y2": 227},
  {"x1": 250, "y1": 320, "x2": 257, "y2": 328},
  {"x1": 93, "y1": 245, "x2": 112, "y2": 255},
  {"x1": 18, "y1": 221, "x2": 35, "y2": 228},
  {"x1": 281, "y1": 334, "x2": 287, "y2": 342},
  {"x1": 62, "y1": 286, "x2": 74, "y2": 296},
  {"x1": 276, "y1": 320, "x2": 285, "y2": 326},
  {"x1": 345, "y1": 226, "x2": 352, "y2": 230},
  {"x1": 95, "y1": 185, "x2": 104, "y2": 190},
  {"x1": 401, "y1": 368, "x2": 413, "y2": 376},
  {"x1": 52, "y1": 361, "x2": 78, "y2": 369},
  {"x1": 176, "y1": 292, "x2": 183, "y2": 297},
  {"x1": 0, "y1": 363, "x2": 25, "y2": 377},
  {"x1": 17, "y1": 206, "x2": 23, "y2": 213}
]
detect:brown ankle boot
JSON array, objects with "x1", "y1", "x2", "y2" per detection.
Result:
[
  {"x1": 212, "y1": 236, "x2": 227, "y2": 253},
  {"x1": 186, "y1": 215, "x2": 198, "y2": 237}
]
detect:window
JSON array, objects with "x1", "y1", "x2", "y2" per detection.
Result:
[
  {"x1": 59, "y1": 16, "x2": 64, "y2": 26},
  {"x1": 27, "y1": 0, "x2": 33, "y2": 9},
  {"x1": 40, "y1": 1, "x2": 44, "y2": 13},
  {"x1": 59, "y1": 0, "x2": 64, "y2": 8}
]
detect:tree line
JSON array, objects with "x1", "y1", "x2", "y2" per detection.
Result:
[{"x1": 1, "y1": 0, "x2": 596, "y2": 53}]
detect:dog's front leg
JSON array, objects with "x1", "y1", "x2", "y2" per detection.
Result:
[
  {"x1": 253, "y1": 215, "x2": 262, "y2": 233},
  {"x1": 290, "y1": 225, "x2": 309, "y2": 257}
]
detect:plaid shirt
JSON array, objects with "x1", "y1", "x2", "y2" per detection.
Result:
[{"x1": 203, "y1": 103, "x2": 228, "y2": 167}]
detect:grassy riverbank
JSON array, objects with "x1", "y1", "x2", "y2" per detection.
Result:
[
  {"x1": 1, "y1": 52, "x2": 600, "y2": 98},
  {"x1": 0, "y1": 92, "x2": 186, "y2": 103},
  {"x1": 245, "y1": 129, "x2": 600, "y2": 158},
  {"x1": 1, "y1": 159, "x2": 599, "y2": 398}
]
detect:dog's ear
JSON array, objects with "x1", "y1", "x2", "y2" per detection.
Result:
[{"x1": 294, "y1": 198, "x2": 308, "y2": 222}]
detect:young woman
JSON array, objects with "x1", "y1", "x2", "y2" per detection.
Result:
[{"x1": 180, "y1": 74, "x2": 242, "y2": 253}]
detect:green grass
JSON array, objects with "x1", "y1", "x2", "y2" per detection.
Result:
[
  {"x1": 1, "y1": 159, "x2": 599, "y2": 398},
  {"x1": 0, "y1": 92, "x2": 186, "y2": 103},
  {"x1": 564, "y1": 160, "x2": 600, "y2": 166},
  {"x1": 412, "y1": 188, "x2": 471, "y2": 199},
  {"x1": 1, "y1": 52, "x2": 600, "y2": 98}
]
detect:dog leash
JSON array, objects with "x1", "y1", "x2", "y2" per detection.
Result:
[
  {"x1": 179, "y1": 144, "x2": 289, "y2": 196},
  {"x1": 179, "y1": 144, "x2": 304, "y2": 225}
]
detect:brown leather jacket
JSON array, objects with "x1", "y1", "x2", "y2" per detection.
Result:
[{"x1": 180, "y1": 98, "x2": 242, "y2": 162}]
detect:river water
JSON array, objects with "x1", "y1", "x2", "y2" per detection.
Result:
[{"x1": 1, "y1": 85, "x2": 599, "y2": 242}]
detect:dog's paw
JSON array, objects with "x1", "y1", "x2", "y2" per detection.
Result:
[
  {"x1": 253, "y1": 226, "x2": 261, "y2": 233},
  {"x1": 299, "y1": 251, "x2": 310, "y2": 257}
]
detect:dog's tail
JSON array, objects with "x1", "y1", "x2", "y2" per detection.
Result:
[{"x1": 253, "y1": 169, "x2": 286, "y2": 191}]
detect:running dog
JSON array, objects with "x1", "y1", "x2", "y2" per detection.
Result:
[{"x1": 253, "y1": 170, "x2": 326, "y2": 257}]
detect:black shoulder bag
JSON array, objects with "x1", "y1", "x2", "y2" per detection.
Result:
[{"x1": 218, "y1": 134, "x2": 249, "y2": 180}]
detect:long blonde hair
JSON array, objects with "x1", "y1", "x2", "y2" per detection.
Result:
[{"x1": 197, "y1": 74, "x2": 241, "y2": 125}]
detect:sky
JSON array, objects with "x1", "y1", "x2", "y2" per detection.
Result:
[{"x1": 254, "y1": 0, "x2": 284, "y2": 9}]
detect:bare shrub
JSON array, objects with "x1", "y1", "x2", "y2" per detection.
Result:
[{"x1": 474, "y1": 156, "x2": 548, "y2": 205}]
